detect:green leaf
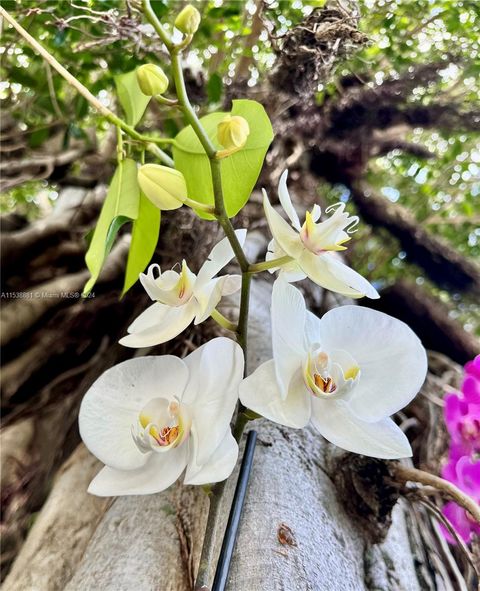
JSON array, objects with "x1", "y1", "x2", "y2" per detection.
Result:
[
  {"x1": 84, "y1": 158, "x2": 140, "y2": 295},
  {"x1": 151, "y1": 0, "x2": 169, "y2": 18},
  {"x1": 122, "y1": 191, "x2": 161, "y2": 295},
  {"x1": 28, "y1": 128, "x2": 50, "y2": 149},
  {"x1": 173, "y1": 99, "x2": 274, "y2": 219},
  {"x1": 105, "y1": 215, "x2": 131, "y2": 255},
  {"x1": 114, "y1": 70, "x2": 151, "y2": 127},
  {"x1": 207, "y1": 73, "x2": 223, "y2": 103}
]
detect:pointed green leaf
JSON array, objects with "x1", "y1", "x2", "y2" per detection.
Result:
[
  {"x1": 173, "y1": 99, "x2": 274, "y2": 219},
  {"x1": 105, "y1": 215, "x2": 131, "y2": 255},
  {"x1": 122, "y1": 191, "x2": 161, "y2": 296},
  {"x1": 84, "y1": 158, "x2": 140, "y2": 295},
  {"x1": 114, "y1": 70, "x2": 151, "y2": 127}
]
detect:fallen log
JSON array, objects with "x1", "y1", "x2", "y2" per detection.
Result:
[{"x1": 1, "y1": 445, "x2": 110, "y2": 591}]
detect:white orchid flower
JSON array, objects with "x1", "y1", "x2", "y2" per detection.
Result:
[
  {"x1": 79, "y1": 337, "x2": 244, "y2": 496},
  {"x1": 120, "y1": 230, "x2": 246, "y2": 347},
  {"x1": 263, "y1": 171, "x2": 379, "y2": 299},
  {"x1": 240, "y1": 279, "x2": 427, "y2": 459}
]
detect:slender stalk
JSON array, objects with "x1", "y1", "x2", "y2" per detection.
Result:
[
  {"x1": 394, "y1": 464, "x2": 480, "y2": 524},
  {"x1": 236, "y1": 272, "x2": 252, "y2": 361},
  {"x1": 183, "y1": 196, "x2": 215, "y2": 214},
  {"x1": 0, "y1": 7, "x2": 174, "y2": 167},
  {"x1": 195, "y1": 480, "x2": 228, "y2": 590},
  {"x1": 141, "y1": 0, "x2": 173, "y2": 50},
  {"x1": 116, "y1": 126, "x2": 124, "y2": 161},
  {"x1": 170, "y1": 50, "x2": 217, "y2": 157},
  {"x1": 210, "y1": 159, "x2": 250, "y2": 272},
  {"x1": 211, "y1": 309, "x2": 237, "y2": 332},
  {"x1": 248, "y1": 255, "x2": 293, "y2": 273}
]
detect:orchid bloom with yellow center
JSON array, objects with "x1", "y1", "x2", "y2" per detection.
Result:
[
  {"x1": 240, "y1": 279, "x2": 428, "y2": 459},
  {"x1": 79, "y1": 337, "x2": 244, "y2": 496},
  {"x1": 120, "y1": 230, "x2": 246, "y2": 347},
  {"x1": 263, "y1": 170, "x2": 379, "y2": 299}
]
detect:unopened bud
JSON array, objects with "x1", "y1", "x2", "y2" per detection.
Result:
[
  {"x1": 136, "y1": 64, "x2": 169, "y2": 96},
  {"x1": 138, "y1": 164, "x2": 187, "y2": 210},
  {"x1": 217, "y1": 115, "x2": 250, "y2": 156},
  {"x1": 174, "y1": 5, "x2": 201, "y2": 35}
]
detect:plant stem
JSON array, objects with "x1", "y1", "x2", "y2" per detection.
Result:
[
  {"x1": 211, "y1": 309, "x2": 237, "y2": 332},
  {"x1": 194, "y1": 479, "x2": 227, "y2": 591},
  {"x1": 0, "y1": 6, "x2": 174, "y2": 167},
  {"x1": 183, "y1": 196, "x2": 216, "y2": 214},
  {"x1": 141, "y1": 0, "x2": 173, "y2": 50},
  {"x1": 210, "y1": 159, "x2": 250, "y2": 272},
  {"x1": 248, "y1": 255, "x2": 293, "y2": 273},
  {"x1": 394, "y1": 464, "x2": 480, "y2": 524},
  {"x1": 236, "y1": 272, "x2": 251, "y2": 363}
]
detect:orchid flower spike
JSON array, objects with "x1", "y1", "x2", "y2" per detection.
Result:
[
  {"x1": 240, "y1": 279, "x2": 428, "y2": 459},
  {"x1": 79, "y1": 337, "x2": 244, "y2": 496},
  {"x1": 120, "y1": 230, "x2": 246, "y2": 347},
  {"x1": 263, "y1": 170, "x2": 379, "y2": 299}
]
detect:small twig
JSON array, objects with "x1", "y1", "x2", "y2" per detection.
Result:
[
  {"x1": 414, "y1": 494, "x2": 478, "y2": 581},
  {"x1": 394, "y1": 464, "x2": 480, "y2": 525},
  {"x1": 44, "y1": 62, "x2": 65, "y2": 121}
]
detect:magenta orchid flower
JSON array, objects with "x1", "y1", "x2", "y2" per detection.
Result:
[{"x1": 440, "y1": 355, "x2": 480, "y2": 545}]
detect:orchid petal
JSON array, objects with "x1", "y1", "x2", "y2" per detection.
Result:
[
  {"x1": 139, "y1": 264, "x2": 163, "y2": 300},
  {"x1": 124, "y1": 302, "x2": 169, "y2": 334},
  {"x1": 318, "y1": 306, "x2": 427, "y2": 422},
  {"x1": 119, "y1": 300, "x2": 197, "y2": 347},
  {"x1": 182, "y1": 338, "x2": 244, "y2": 466},
  {"x1": 299, "y1": 250, "x2": 377, "y2": 298},
  {"x1": 311, "y1": 399, "x2": 412, "y2": 459},
  {"x1": 322, "y1": 255, "x2": 379, "y2": 299},
  {"x1": 195, "y1": 229, "x2": 247, "y2": 289},
  {"x1": 184, "y1": 430, "x2": 238, "y2": 486},
  {"x1": 221, "y1": 274, "x2": 242, "y2": 295},
  {"x1": 79, "y1": 356, "x2": 189, "y2": 470},
  {"x1": 278, "y1": 170, "x2": 301, "y2": 231},
  {"x1": 263, "y1": 190, "x2": 303, "y2": 258},
  {"x1": 194, "y1": 275, "x2": 241, "y2": 325},
  {"x1": 240, "y1": 360, "x2": 311, "y2": 428},
  {"x1": 311, "y1": 204, "x2": 321, "y2": 222},
  {"x1": 266, "y1": 240, "x2": 306, "y2": 282},
  {"x1": 272, "y1": 278, "x2": 308, "y2": 399},
  {"x1": 88, "y1": 445, "x2": 188, "y2": 496},
  {"x1": 304, "y1": 310, "x2": 322, "y2": 347}
]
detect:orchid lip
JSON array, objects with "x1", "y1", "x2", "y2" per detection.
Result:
[
  {"x1": 132, "y1": 397, "x2": 192, "y2": 454},
  {"x1": 303, "y1": 348, "x2": 360, "y2": 400},
  {"x1": 299, "y1": 203, "x2": 359, "y2": 255}
]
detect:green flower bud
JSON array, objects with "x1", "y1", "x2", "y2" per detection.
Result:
[
  {"x1": 174, "y1": 5, "x2": 201, "y2": 35},
  {"x1": 217, "y1": 115, "x2": 250, "y2": 153},
  {"x1": 138, "y1": 164, "x2": 187, "y2": 211},
  {"x1": 136, "y1": 64, "x2": 169, "y2": 96}
]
